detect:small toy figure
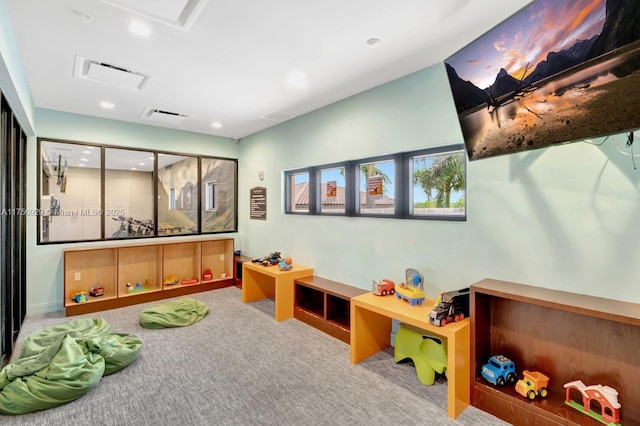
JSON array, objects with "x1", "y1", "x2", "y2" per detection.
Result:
[
  {"x1": 481, "y1": 355, "x2": 517, "y2": 386},
  {"x1": 515, "y1": 370, "x2": 549, "y2": 400},
  {"x1": 89, "y1": 286, "x2": 104, "y2": 297},
  {"x1": 181, "y1": 278, "x2": 198, "y2": 285},
  {"x1": 164, "y1": 274, "x2": 179, "y2": 286},
  {"x1": 372, "y1": 279, "x2": 396, "y2": 296},
  {"x1": 72, "y1": 291, "x2": 88, "y2": 303},
  {"x1": 278, "y1": 257, "x2": 293, "y2": 271},
  {"x1": 202, "y1": 269, "x2": 213, "y2": 281},
  {"x1": 564, "y1": 380, "x2": 621, "y2": 425}
]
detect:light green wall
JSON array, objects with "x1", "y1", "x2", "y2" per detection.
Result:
[
  {"x1": 27, "y1": 109, "x2": 239, "y2": 314},
  {"x1": 238, "y1": 63, "x2": 640, "y2": 303},
  {"x1": 0, "y1": 0, "x2": 34, "y2": 134}
]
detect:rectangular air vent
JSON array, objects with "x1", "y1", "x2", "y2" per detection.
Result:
[
  {"x1": 74, "y1": 56, "x2": 150, "y2": 90},
  {"x1": 141, "y1": 108, "x2": 190, "y2": 125},
  {"x1": 260, "y1": 111, "x2": 292, "y2": 122}
]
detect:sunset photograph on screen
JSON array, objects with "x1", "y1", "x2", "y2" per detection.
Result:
[{"x1": 445, "y1": 0, "x2": 640, "y2": 160}]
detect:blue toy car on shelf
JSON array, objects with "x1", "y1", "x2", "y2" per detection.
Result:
[{"x1": 481, "y1": 355, "x2": 517, "y2": 386}]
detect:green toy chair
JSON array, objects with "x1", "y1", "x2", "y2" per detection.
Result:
[{"x1": 394, "y1": 323, "x2": 447, "y2": 385}]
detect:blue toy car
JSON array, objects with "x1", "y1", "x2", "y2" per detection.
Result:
[{"x1": 481, "y1": 355, "x2": 517, "y2": 386}]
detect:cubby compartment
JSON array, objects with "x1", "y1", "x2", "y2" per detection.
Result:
[
  {"x1": 471, "y1": 278, "x2": 640, "y2": 426},
  {"x1": 201, "y1": 239, "x2": 233, "y2": 282},
  {"x1": 162, "y1": 242, "x2": 201, "y2": 287},
  {"x1": 295, "y1": 284, "x2": 324, "y2": 317},
  {"x1": 117, "y1": 245, "x2": 162, "y2": 297},
  {"x1": 64, "y1": 248, "x2": 117, "y2": 307},
  {"x1": 326, "y1": 295, "x2": 349, "y2": 329}
]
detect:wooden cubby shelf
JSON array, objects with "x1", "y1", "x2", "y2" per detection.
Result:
[
  {"x1": 471, "y1": 278, "x2": 640, "y2": 426},
  {"x1": 63, "y1": 237, "x2": 234, "y2": 315},
  {"x1": 294, "y1": 276, "x2": 368, "y2": 344}
]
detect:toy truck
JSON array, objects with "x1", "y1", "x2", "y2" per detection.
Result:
[
  {"x1": 428, "y1": 287, "x2": 469, "y2": 326},
  {"x1": 516, "y1": 370, "x2": 549, "y2": 400},
  {"x1": 481, "y1": 355, "x2": 517, "y2": 386},
  {"x1": 372, "y1": 279, "x2": 396, "y2": 296}
]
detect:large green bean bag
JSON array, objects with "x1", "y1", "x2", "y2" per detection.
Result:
[
  {"x1": 139, "y1": 298, "x2": 209, "y2": 329},
  {"x1": 0, "y1": 318, "x2": 143, "y2": 415}
]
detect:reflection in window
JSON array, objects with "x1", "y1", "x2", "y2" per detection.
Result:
[
  {"x1": 319, "y1": 166, "x2": 345, "y2": 214},
  {"x1": 105, "y1": 148, "x2": 154, "y2": 239},
  {"x1": 289, "y1": 172, "x2": 309, "y2": 213},
  {"x1": 357, "y1": 160, "x2": 395, "y2": 215},
  {"x1": 410, "y1": 150, "x2": 465, "y2": 218},
  {"x1": 206, "y1": 182, "x2": 218, "y2": 211},
  {"x1": 201, "y1": 157, "x2": 237, "y2": 233},
  {"x1": 39, "y1": 141, "x2": 102, "y2": 242},
  {"x1": 157, "y1": 155, "x2": 198, "y2": 235}
]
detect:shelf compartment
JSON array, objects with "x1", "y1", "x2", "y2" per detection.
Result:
[
  {"x1": 201, "y1": 239, "x2": 234, "y2": 282},
  {"x1": 326, "y1": 295, "x2": 350, "y2": 330},
  {"x1": 295, "y1": 284, "x2": 324, "y2": 317},
  {"x1": 117, "y1": 245, "x2": 162, "y2": 296},
  {"x1": 471, "y1": 278, "x2": 640, "y2": 426},
  {"x1": 64, "y1": 248, "x2": 117, "y2": 307},
  {"x1": 162, "y1": 242, "x2": 201, "y2": 288}
]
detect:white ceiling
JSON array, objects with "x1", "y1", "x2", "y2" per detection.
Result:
[{"x1": 6, "y1": 0, "x2": 532, "y2": 140}]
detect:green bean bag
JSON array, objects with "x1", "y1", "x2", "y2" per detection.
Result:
[
  {"x1": 0, "y1": 318, "x2": 143, "y2": 415},
  {"x1": 139, "y1": 298, "x2": 209, "y2": 329}
]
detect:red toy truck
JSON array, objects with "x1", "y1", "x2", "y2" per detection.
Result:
[{"x1": 372, "y1": 279, "x2": 396, "y2": 296}]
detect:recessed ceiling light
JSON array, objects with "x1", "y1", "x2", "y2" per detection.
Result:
[
  {"x1": 82, "y1": 150, "x2": 91, "y2": 154},
  {"x1": 78, "y1": 163, "x2": 85, "y2": 167},
  {"x1": 286, "y1": 70, "x2": 308, "y2": 89},
  {"x1": 128, "y1": 21, "x2": 150, "y2": 38},
  {"x1": 100, "y1": 101, "x2": 115, "y2": 109},
  {"x1": 148, "y1": 156, "x2": 154, "y2": 160},
  {"x1": 131, "y1": 167, "x2": 137, "y2": 171},
  {"x1": 211, "y1": 122, "x2": 223, "y2": 129},
  {"x1": 81, "y1": 158, "x2": 88, "y2": 162},
  {"x1": 138, "y1": 162, "x2": 145, "y2": 166},
  {"x1": 366, "y1": 38, "x2": 381, "y2": 48}
]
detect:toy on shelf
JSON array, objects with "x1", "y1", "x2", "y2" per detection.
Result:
[
  {"x1": 181, "y1": 278, "x2": 199, "y2": 285},
  {"x1": 395, "y1": 268, "x2": 425, "y2": 306},
  {"x1": 164, "y1": 274, "x2": 179, "y2": 286},
  {"x1": 234, "y1": 249, "x2": 241, "y2": 256},
  {"x1": 428, "y1": 287, "x2": 470, "y2": 326},
  {"x1": 564, "y1": 380, "x2": 621, "y2": 426},
  {"x1": 71, "y1": 291, "x2": 87, "y2": 303},
  {"x1": 202, "y1": 269, "x2": 213, "y2": 281},
  {"x1": 372, "y1": 279, "x2": 396, "y2": 296},
  {"x1": 252, "y1": 251, "x2": 282, "y2": 266},
  {"x1": 89, "y1": 286, "x2": 105, "y2": 297},
  {"x1": 278, "y1": 257, "x2": 293, "y2": 271},
  {"x1": 516, "y1": 370, "x2": 549, "y2": 400},
  {"x1": 126, "y1": 281, "x2": 150, "y2": 293},
  {"x1": 481, "y1": 355, "x2": 517, "y2": 387}
]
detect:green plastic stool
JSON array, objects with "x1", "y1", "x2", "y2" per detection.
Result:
[{"x1": 394, "y1": 323, "x2": 447, "y2": 385}]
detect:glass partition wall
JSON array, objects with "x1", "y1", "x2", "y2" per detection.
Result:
[{"x1": 38, "y1": 138, "x2": 238, "y2": 244}]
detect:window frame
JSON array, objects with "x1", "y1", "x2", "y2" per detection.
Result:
[{"x1": 284, "y1": 144, "x2": 466, "y2": 221}]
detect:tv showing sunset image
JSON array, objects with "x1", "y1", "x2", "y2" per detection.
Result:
[{"x1": 445, "y1": 0, "x2": 640, "y2": 160}]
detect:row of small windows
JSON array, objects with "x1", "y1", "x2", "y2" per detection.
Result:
[{"x1": 284, "y1": 144, "x2": 466, "y2": 221}]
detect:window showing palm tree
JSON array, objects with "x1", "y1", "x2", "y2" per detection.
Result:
[
  {"x1": 412, "y1": 151, "x2": 465, "y2": 216},
  {"x1": 358, "y1": 160, "x2": 394, "y2": 214}
]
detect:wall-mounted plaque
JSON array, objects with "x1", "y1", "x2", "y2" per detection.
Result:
[{"x1": 250, "y1": 186, "x2": 267, "y2": 220}]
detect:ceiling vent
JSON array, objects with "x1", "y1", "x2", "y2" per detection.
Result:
[
  {"x1": 74, "y1": 56, "x2": 150, "y2": 90},
  {"x1": 260, "y1": 112, "x2": 292, "y2": 122},
  {"x1": 141, "y1": 107, "x2": 190, "y2": 125},
  {"x1": 99, "y1": 0, "x2": 209, "y2": 31}
]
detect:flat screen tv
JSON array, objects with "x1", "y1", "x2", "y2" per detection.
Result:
[{"x1": 444, "y1": 0, "x2": 640, "y2": 161}]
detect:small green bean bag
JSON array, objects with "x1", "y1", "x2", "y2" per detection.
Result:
[{"x1": 139, "y1": 298, "x2": 209, "y2": 329}]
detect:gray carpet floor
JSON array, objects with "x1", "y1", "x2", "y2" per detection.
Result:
[{"x1": 3, "y1": 287, "x2": 509, "y2": 425}]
